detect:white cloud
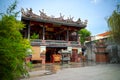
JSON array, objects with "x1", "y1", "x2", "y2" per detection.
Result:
[{"x1": 91, "y1": 0, "x2": 101, "y2": 4}]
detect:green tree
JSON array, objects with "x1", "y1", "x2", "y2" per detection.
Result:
[
  {"x1": 78, "y1": 29, "x2": 91, "y2": 45},
  {"x1": 107, "y1": 4, "x2": 120, "y2": 44},
  {"x1": 0, "y1": 0, "x2": 31, "y2": 80}
]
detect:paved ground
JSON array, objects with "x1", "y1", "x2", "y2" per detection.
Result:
[{"x1": 21, "y1": 62, "x2": 120, "y2": 80}]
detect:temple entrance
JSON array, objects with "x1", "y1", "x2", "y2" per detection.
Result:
[
  {"x1": 71, "y1": 49, "x2": 78, "y2": 62},
  {"x1": 46, "y1": 47, "x2": 67, "y2": 63}
]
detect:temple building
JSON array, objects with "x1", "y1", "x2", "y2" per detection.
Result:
[{"x1": 21, "y1": 8, "x2": 87, "y2": 64}]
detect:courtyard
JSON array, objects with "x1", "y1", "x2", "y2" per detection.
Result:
[{"x1": 21, "y1": 61, "x2": 120, "y2": 80}]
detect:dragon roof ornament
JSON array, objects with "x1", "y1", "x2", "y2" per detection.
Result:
[{"x1": 21, "y1": 8, "x2": 88, "y2": 25}]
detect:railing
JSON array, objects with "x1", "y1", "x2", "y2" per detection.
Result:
[{"x1": 30, "y1": 39, "x2": 81, "y2": 47}]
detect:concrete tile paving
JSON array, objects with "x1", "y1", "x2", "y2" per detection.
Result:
[{"x1": 21, "y1": 63, "x2": 120, "y2": 80}]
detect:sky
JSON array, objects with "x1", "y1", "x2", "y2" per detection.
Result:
[{"x1": 1, "y1": 0, "x2": 120, "y2": 35}]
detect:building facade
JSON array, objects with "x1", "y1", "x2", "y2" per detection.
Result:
[
  {"x1": 21, "y1": 8, "x2": 87, "y2": 64},
  {"x1": 85, "y1": 32, "x2": 110, "y2": 61}
]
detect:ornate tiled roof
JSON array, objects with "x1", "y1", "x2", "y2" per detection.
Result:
[{"x1": 21, "y1": 8, "x2": 87, "y2": 28}]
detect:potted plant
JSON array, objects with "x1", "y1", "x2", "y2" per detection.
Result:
[{"x1": 30, "y1": 33, "x2": 39, "y2": 39}]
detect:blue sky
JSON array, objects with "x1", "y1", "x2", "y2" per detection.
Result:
[{"x1": 1, "y1": 0, "x2": 120, "y2": 35}]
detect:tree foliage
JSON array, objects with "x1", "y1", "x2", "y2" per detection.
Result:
[
  {"x1": 78, "y1": 29, "x2": 91, "y2": 44},
  {"x1": 0, "y1": 0, "x2": 31, "y2": 80},
  {"x1": 6, "y1": 0, "x2": 20, "y2": 17},
  {"x1": 30, "y1": 33, "x2": 39, "y2": 39},
  {"x1": 107, "y1": 4, "x2": 120, "y2": 44}
]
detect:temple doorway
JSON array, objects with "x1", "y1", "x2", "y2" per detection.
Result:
[
  {"x1": 71, "y1": 49, "x2": 78, "y2": 62},
  {"x1": 46, "y1": 47, "x2": 67, "y2": 63}
]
